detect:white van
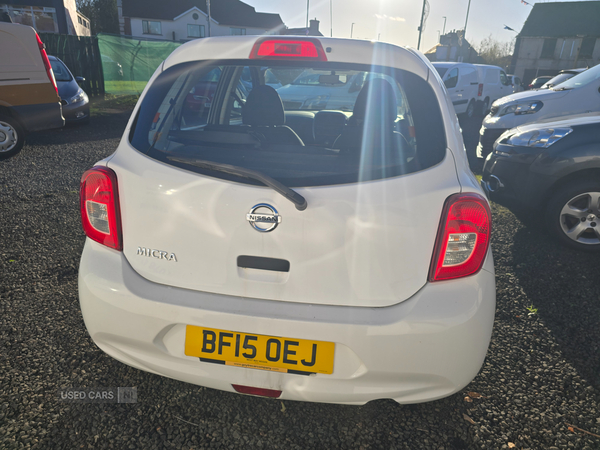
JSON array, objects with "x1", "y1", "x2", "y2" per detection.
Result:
[
  {"x1": 0, "y1": 22, "x2": 64, "y2": 159},
  {"x1": 477, "y1": 63, "x2": 600, "y2": 159},
  {"x1": 433, "y1": 62, "x2": 480, "y2": 117},
  {"x1": 474, "y1": 65, "x2": 512, "y2": 113}
]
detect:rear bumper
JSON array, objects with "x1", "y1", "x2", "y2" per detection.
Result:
[
  {"x1": 12, "y1": 102, "x2": 64, "y2": 132},
  {"x1": 79, "y1": 240, "x2": 496, "y2": 405}
]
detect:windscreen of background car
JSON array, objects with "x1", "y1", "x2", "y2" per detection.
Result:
[
  {"x1": 130, "y1": 61, "x2": 446, "y2": 188},
  {"x1": 552, "y1": 64, "x2": 600, "y2": 90},
  {"x1": 49, "y1": 59, "x2": 72, "y2": 82}
]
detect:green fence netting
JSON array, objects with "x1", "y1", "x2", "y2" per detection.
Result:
[{"x1": 98, "y1": 34, "x2": 183, "y2": 95}]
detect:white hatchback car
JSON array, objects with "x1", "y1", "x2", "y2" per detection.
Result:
[{"x1": 78, "y1": 36, "x2": 495, "y2": 405}]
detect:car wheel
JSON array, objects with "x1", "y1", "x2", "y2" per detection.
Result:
[
  {"x1": 0, "y1": 115, "x2": 25, "y2": 160},
  {"x1": 545, "y1": 179, "x2": 600, "y2": 252},
  {"x1": 479, "y1": 98, "x2": 490, "y2": 116},
  {"x1": 465, "y1": 99, "x2": 476, "y2": 118}
]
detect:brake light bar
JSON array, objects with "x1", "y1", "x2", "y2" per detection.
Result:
[
  {"x1": 36, "y1": 33, "x2": 58, "y2": 96},
  {"x1": 478, "y1": 83, "x2": 483, "y2": 97},
  {"x1": 429, "y1": 193, "x2": 491, "y2": 282},
  {"x1": 250, "y1": 38, "x2": 327, "y2": 61},
  {"x1": 80, "y1": 166, "x2": 122, "y2": 251}
]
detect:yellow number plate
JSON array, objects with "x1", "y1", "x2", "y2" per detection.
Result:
[{"x1": 184, "y1": 326, "x2": 335, "y2": 375}]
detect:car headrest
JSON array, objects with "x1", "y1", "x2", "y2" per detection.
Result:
[
  {"x1": 242, "y1": 85, "x2": 285, "y2": 126},
  {"x1": 351, "y1": 78, "x2": 398, "y2": 125}
]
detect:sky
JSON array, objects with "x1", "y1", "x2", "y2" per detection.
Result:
[{"x1": 243, "y1": 0, "x2": 591, "y2": 52}]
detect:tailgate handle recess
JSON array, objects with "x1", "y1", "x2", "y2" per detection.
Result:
[{"x1": 237, "y1": 256, "x2": 290, "y2": 272}]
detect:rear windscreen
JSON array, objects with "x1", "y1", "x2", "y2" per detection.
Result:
[{"x1": 130, "y1": 60, "x2": 447, "y2": 188}]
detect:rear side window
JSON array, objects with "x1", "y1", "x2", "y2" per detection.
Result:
[{"x1": 130, "y1": 60, "x2": 446, "y2": 188}]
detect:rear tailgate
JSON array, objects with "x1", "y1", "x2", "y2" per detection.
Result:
[{"x1": 110, "y1": 146, "x2": 460, "y2": 308}]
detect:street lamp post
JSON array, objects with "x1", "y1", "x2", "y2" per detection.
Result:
[
  {"x1": 350, "y1": 22, "x2": 355, "y2": 38},
  {"x1": 442, "y1": 16, "x2": 447, "y2": 36}
]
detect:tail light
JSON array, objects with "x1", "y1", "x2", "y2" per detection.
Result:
[
  {"x1": 477, "y1": 83, "x2": 483, "y2": 97},
  {"x1": 80, "y1": 166, "x2": 122, "y2": 251},
  {"x1": 429, "y1": 193, "x2": 491, "y2": 282},
  {"x1": 35, "y1": 33, "x2": 58, "y2": 96},
  {"x1": 250, "y1": 38, "x2": 327, "y2": 61}
]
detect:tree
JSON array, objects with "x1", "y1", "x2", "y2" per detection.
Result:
[
  {"x1": 76, "y1": 0, "x2": 119, "y2": 35},
  {"x1": 476, "y1": 35, "x2": 514, "y2": 69}
]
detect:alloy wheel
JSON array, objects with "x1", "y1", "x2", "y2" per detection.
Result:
[
  {"x1": 0, "y1": 120, "x2": 18, "y2": 153},
  {"x1": 559, "y1": 191, "x2": 600, "y2": 245}
]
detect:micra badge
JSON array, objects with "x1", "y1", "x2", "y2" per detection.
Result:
[{"x1": 137, "y1": 247, "x2": 177, "y2": 262}]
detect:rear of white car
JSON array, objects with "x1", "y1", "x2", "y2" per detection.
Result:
[{"x1": 78, "y1": 36, "x2": 495, "y2": 405}]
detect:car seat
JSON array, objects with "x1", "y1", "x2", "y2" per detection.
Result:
[
  {"x1": 242, "y1": 85, "x2": 304, "y2": 145},
  {"x1": 333, "y1": 78, "x2": 414, "y2": 168}
]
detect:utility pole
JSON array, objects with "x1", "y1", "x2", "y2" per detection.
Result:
[
  {"x1": 306, "y1": 0, "x2": 310, "y2": 31},
  {"x1": 463, "y1": 0, "x2": 472, "y2": 40},
  {"x1": 461, "y1": 0, "x2": 472, "y2": 62},
  {"x1": 417, "y1": 0, "x2": 426, "y2": 50},
  {"x1": 207, "y1": 0, "x2": 211, "y2": 37},
  {"x1": 350, "y1": 22, "x2": 355, "y2": 38},
  {"x1": 330, "y1": 0, "x2": 333, "y2": 37}
]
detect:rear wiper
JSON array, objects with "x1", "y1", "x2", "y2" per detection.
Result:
[{"x1": 167, "y1": 155, "x2": 308, "y2": 211}]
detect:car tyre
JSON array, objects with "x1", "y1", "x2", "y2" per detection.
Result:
[
  {"x1": 479, "y1": 98, "x2": 490, "y2": 116},
  {"x1": 0, "y1": 115, "x2": 25, "y2": 160},
  {"x1": 465, "y1": 99, "x2": 476, "y2": 119},
  {"x1": 545, "y1": 179, "x2": 600, "y2": 252}
]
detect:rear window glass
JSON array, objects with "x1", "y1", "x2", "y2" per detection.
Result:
[{"x1": 130, "y1": 60, "x2": 446, "y2": 188}]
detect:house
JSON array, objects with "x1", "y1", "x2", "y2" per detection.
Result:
[
  {"x1": 509, "y1": 1, "x2": 600, "y2": 85},
  {"x1": 118, "y1": 0, "x2": 285, "y2": 41},
  {"x1": 0, "y1": 0, "x2": 91, "y2": 36},
  {"x1": 282, "y1": 18, "x2": 323, "y2": 37},
  {"x1": 425, "y1": 30, "x2": 480, "y2": 63}
]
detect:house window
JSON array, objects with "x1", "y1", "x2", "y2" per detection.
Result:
[
  {"x1": 1, "y1": 5, "x2": 58, "y2": 33},
  {"x1": 78, "y1": 16, "x2": 82, "y2": 25},
  {"x1": 540, "y1": 38, "x2": 557, "y2": 59},
  {"x1": 230, "y1": 28, "x2": 246, "y2": 35},
  {"x1": 187, "y1": 24, "x2": 205, "y2": 38},
  {"x1": 142, "y1": 20, "x2": 162, "y2": 35},
  {"x1": 579, "y1": 37, "x2": 596, "y2": 59}
]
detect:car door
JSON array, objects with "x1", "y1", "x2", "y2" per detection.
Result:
[
  {"x1": 443, "y1": 67, "x2": 463, "y2": 112},
  {"x1": 499, "y1": 70, "x2": 511, "y2": 101}
]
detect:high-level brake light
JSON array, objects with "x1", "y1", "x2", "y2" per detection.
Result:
[
  {"x1": 80, "y1": 166, "x2": 122, "y2": 251},
  {"x1": 250, "y1": 38, "x2": 327, "y2": 61},
  {"x1": 429, "y1": 193, "x2": 491, "y2": 282}
]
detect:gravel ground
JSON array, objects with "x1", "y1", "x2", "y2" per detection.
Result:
[{"x1": 0, "y1": 112, "x2": 599, "y2": 450}]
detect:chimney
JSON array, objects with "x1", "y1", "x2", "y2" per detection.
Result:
[{"x1": 309, "y1": 18, "x2": 319, "y2": 36}]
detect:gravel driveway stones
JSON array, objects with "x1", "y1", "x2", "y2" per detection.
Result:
[{"x1": 0, "y1": 112, "x2": 599, "y2": 449}]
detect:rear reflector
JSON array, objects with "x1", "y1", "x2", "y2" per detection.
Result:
[
  {"x1": 250, "y1": 38, "x2": 327, "y2": 61},
  {"x1": 429, "y1": 193, "x2": 491, "y2": 282},
  {"x1": 232, "y1": 384, "x2": 282, "y2": 398},
  {"x1": 80, "y1": 166, "x2": 122, "y2": 251}
]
